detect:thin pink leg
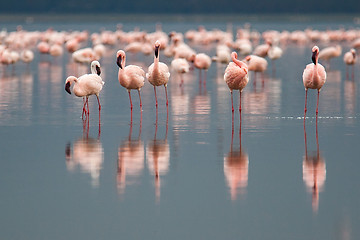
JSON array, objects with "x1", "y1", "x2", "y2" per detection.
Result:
[
  {"x1": 304, "y1": 89, "x2": 308, "y2": 114},
  {"x1": 138, "y1": 89, "x2": 142, "y2": 109},
  {"x1": 180, "y1": 75, "x2": 184, "y2": 87},
  {"x1": 128, "y1": 90, "x2": 133, "y2": 110},
  {"x1": 164, "y1": 84, "x2": 168, "y2": 106},
  {"x1": 86, "y1": 97, "x2": 89, "y2": 117},
  {"x1": 154, "y1": 86, "x2": 158, "y2": 107},
  {"x1": 82, "y1": 97, "x2": 87, "y2": 119},
  {"x1": 96, "y1": 95, "x2": 101, "y2": 111},
  {"x1": 239, "y1": 91, "x2": 242, "y2": 112},
  {"x1": 231, "y1": 91, "x2": 234, "y2": 112},
  {"x1": 316, "y1": 90, "x2": 320, "y2": 115}
]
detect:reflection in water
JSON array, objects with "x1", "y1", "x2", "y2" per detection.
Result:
[
  {"x1": 322, "y1": 70, "x2": 341, "y2": 114},
  {"x1": 65, "y1": 119, "x2": 103, "y2": 187},
  {"x1": 117, "y1": 113, "x2": 144, "y2": 195},
  {"x1": 303, "y1": 120, "x2": 326, "y2": 213},
  {"x1": 146, "y1": 109, "x2": 170, "y2": 202},
  {"x1": 344, "y1": 79, "x2": 356, "y2": 126},
  {"x1": 224, "y1": 114, "x2": 249, "y2": 200}
]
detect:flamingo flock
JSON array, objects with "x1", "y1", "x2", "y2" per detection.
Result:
[{"x1": 0, "y1": 24, "x2": 358, "y2": 122}]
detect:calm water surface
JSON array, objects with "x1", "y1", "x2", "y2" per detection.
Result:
[{"x1": 0, "y1": 16, "x2": 360, "y2": 240}]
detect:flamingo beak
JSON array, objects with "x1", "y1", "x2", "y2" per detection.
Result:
[
  {"x1": 96, "y1": 65, "x2": 101, "y2": 76},
  {"x1": 65, "y1": 81, "x2": 71, "y2": 94},
  {"x1": 117, "y1": 55, "x2": 122, "y2": 69},
  {"x1": 311, "y1": 51, "x2": 317, "y2": 64},
  {"x1": 65, "y1": 143, "x2": 71, "y2": 160},
  {"x1": 155, "y1": 46, "x2": 159, "y2": 58}
]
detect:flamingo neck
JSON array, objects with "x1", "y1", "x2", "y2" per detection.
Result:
[{"x1": 232, "y1": 56, "x2": 247, "y2": 69}]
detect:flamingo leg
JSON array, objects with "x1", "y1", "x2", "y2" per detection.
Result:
[
  {"x1": 231, "y1": 91, "x2": 234, "y2": 112},
  {"x1": 82, "y1": 97, "x2": 87, "y2": 119},
  {"x1": 154, "y1": 86, "x2": 158, "y2": 107},
  {"x1": 304, "y1": 89, "x2": 308, "y2": 115},
  {"x1": 96, "y1": 95, "x2": 101, "y2": 111},
  {"x1": 239, "y1": 91, "x2": 242, "y2": 112},
  {"x1": 180, "y1": 74, "x2": 184, "y2": 87},
  {"x1": 128, "y1": 90, "x2": 133, "y2": 110},
  {"x1": 138, "y1": 89, "x2": 142, "y2": 109},
  {"x1": 86, "y1": 96, "x2": 89, "y2": 117},
  {"x1": 316, "y1": 90, "x2": 320, "y2": 115},
  {"x1": 164, "y1": 84, "x2": 168, "y2": 106}
]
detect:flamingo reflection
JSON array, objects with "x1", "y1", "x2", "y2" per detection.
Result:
[
  {"x1": 303, "y1": 119, "x2": 326, "y2": 213},
  {"x1": 117, "y1": 112, "x2": 144, "y2": 195},
  {"x1": 146, "y1": 109, "x2": 170, "y2": 202},
  {"x1": 65, "y1": 119, "x2": 103, "y2": 187},
  {"x1": 224, "y1": 113, "x2": 248, "y2": 200}
]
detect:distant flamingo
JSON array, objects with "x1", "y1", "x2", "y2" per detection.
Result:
[
  {"x1": 191, "y1": 53, "x2": 211, "y2": 85},
  {"x1": 146, "y1": 40, "x2": 170, "y2": 107},
  {"x1": 117, "y1": 50, "x2": 145, "y2": 110},
  {"x1": 224, "y1": 52, "x2": 249, "y2": 112},
  {"x1": 343, "y1": 48, "x2": 356, "y2": 79},
  {"x1": 244, "y1": 54, "x2": 267, "y2": 86},
  {"x1": 171, "y1": 57, "x2": 189, "y2": 87},
  {"x1": 318, "y1": 45, "x2": 341, "y2": 67},
  {"x1": 65, "y1": 60, "x2": 104, "y2": 118},
  {"x1": 20, "y1": 50, "x2": 34, "y2": 64},
  {"x1": 302, "y1": 46, "x2": 327, "y2": 117}
]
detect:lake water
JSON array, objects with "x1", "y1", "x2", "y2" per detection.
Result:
[{"x1": 0, "y1": 15, "x2": 360, "y2": 240}]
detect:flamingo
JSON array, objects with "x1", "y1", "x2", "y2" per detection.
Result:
[
  {"x1": 343, "y1": 48, "x2": 356, "y2": 79},
  {"x1": 318, "y1": 45, "x2": 342, "y2": 67},
  {"x1": 171, "y1": 57, "x2": 189, "y2": 87},
  {"x1": 146, "y1": 40, "x2": 170, "y2": 107},
  {"x1": 302, "y1": 46, "x2": 327, "y2": 117},
  {"x1": 65, "y1": 60, "x2": 104, "y2": 118},
  {"x1": 224, "y1": 52, "x2": 249, "y2": 112},
  {"x1": 191, "y1": 52, "x2": 211, "y2": 86},
  {"x1": 116, "y1": 50, "x2": 145, "y2": 110},
  {"x1": 244, "y1": 54, "x2": 267, "y2": 86}
]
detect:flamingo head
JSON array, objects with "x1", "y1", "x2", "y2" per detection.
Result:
[
  {"x1": 155, "y1": 40, "x2": 161, "y2": 58},
  {"x1": 231, "y1": 51, "x2": 238, "y2": 60},
  {"x1": 116, "y1": 50, "x2": 125, "y2": 69},
  {"x1": 65, "y1": 76, "x2": 77, "y2": 95},
  {"x1": 91, "y1": 60, "x2": 101, "y2": 76},
  {"x1": 312, "y1": 46, "x2": 319, "y2": 64},
  {"x1": 351, "y1": 48, "x2": 356, "y2": 58},
  {"x1": 244, "y1": 55, "x2": 251, "y2": 62}
]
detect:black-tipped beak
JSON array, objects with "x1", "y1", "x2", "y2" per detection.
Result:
[
  {"x1": 155, "y1": 46, "x2": 159, "y2": 58},
  {"x1": 117, "y1": 55, "x2": 122, "y2": 69},
  {"x1": 311, "y1": 51, "x2": 317, "y2": 64},
  {"x1": 65, "y1": 81, "x2": 71, "y2": 94},
  {"x1": 96, "y1": 65, "x2": 101, "y2": 76},
  {"x1": 65, "y1": 142, "x2": 71, "y2": 160}
]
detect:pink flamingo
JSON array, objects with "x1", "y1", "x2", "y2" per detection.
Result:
[
  {"x1": 302, "y1": 46, "x2": 327, "y2": 117},
  {"x1": 117, "y1": 50, "x2": 145, "y2": 110},
  {"x1": 171, "y1": 57, "x2": 189, "y2": 87},
  {"x1": 146, "y1": 40, "x2": 170, "y2": 107},
  {"x1": 191, "y1": 53, "x2": 211, "y2": 85},
  {"x1": 224, "y1": 52, "x2": 249, "y2": 112},
  {"x1": 65, "y1": 60, "x2": 104, "y2": 119},
  {"x1": 343, "y1": 48, "x2": 356, "y2": 79}
]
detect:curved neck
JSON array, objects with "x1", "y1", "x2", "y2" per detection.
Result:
[{"x1": 232, "y1": 55, "x2": 247, "y2": 69}]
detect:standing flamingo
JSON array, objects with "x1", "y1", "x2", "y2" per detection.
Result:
[
  {"x1": 224, "y1": 52, "x2": 249, "y2": 112},
  {"x1": 146, "y1": 40, "x2": 170, "y2": 107},
  {"x1": 117, "y1": 50, "x2": 145, "y2": 110},
  {"x1": 191, "y1": 53, "x2": 212, "y2": 86},
  {"x1": 343, "y1": 48, "x2": 356, "y2": 79},
  {"x1": 65, "y1": 60, "x2": 104, "y2": 118},
  {"x1": 302, "y1": 46, "x2": 327, "y2": 117}
]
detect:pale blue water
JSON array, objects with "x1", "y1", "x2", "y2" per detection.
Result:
[{"x1": 0, "y1": 15, "x2": 359, "y2": 240}]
